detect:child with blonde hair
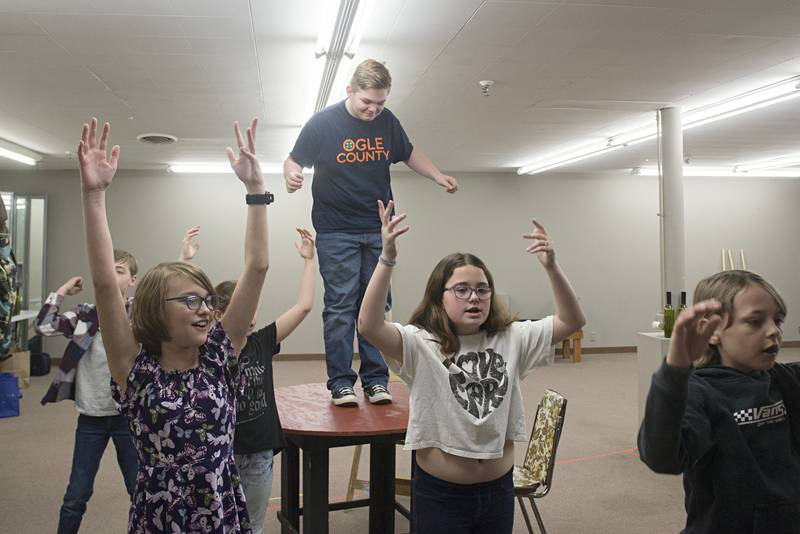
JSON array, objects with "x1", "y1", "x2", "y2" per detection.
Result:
[
  {"x1": 78, "y1": 116, "x2": 270, "y2": 533},
  {"x1": 639, "y1": 270, "x2": 800, "y2": 533}
]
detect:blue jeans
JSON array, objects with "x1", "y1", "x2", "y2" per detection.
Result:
[
  {"x1": 316, "y1": 232, "x2": 390, "y2": 391},
  {"x1": 234, "y1": 449, "x2": 275, "y2": 534},
  {"x1": 412, "y1": 466, "x2": 515, "y2": 534},
  {"x1": 57, "y1": 414, "x2": 138, "y2": 534}
]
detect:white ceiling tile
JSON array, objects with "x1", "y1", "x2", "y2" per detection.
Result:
[
  {"x1": 179, "y1": 16, "x2": 251, "y2": 40},
  {"x1": 18, "y1": 0, "x2": 180, "y2": 16},
  {"x1": 0, "y1": 12, "x2": 46, "y2": 34},
  {"x1": 560, "y1": 0, "x2": 695, "y2": 6},
  {"x1": 188, "y1": 37, "x2": 253, "y2": 56},
  {"x1": 0, "y1": 34, "x2": 59, "y2": 52},
  {"x1": 168, "y1": 0, "x2": 251, "y2": 18},
  {"x1": 54, "y1": 35, "x2": 193, "y2": 55},
  {"x1": 31, "y1": 13, "x2": 186, "y2": 38},
  {"x1": 541, "y1": 3, "x2": 633, "y2": 30},
  {"x1": 679, "y1": 10, "x2": 800, "y2": 38}
]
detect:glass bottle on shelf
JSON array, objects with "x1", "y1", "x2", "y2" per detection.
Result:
[{"x1": 663, "y1": 291, "x2": 675, "y2": 338}]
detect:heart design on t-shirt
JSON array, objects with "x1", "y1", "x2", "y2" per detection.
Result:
[{"x1": 443, "y1": 348, "x2": 509, "y2": 420}]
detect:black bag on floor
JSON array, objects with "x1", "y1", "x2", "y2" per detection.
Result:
[{"x1": 30, "y1": 352, "x2": 50, "y2": 376}]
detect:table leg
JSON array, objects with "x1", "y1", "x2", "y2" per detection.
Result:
[
  {"x1": 574, "y1": 337, "x2": 582, "y2": 363},
  {"x1": 303, "y1": 445, "x2": 329, "y2": 534},
  {"x1": 369, "y1": 441, "x2": 395, "y2": 534},
  {"x1": 410, "y1": 450, "x2": 416, "y2": 532},
  {"x1": 280, "y1": 442, "x2": 300, "y2": 534}
]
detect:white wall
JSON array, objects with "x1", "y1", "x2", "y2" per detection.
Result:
[{"x1": 1, "y1": 168, "x2": 797, "y2": 358}]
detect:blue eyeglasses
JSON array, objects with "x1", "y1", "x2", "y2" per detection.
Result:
[{"x1": 444, "y1": 285, "x2": 493, "y2": 301}]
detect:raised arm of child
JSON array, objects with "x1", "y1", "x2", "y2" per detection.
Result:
[
  {"x1": 358, "y1": 199, "x2": 409, "y2": 363},
  {"x1": 275, "y1": 228, "x2": 316, "y2": 343},
  {"x1": 522, "y1": 218, "x2": 586, "y2": 345},
  {"x1": 34, "y1": 277, "x2": 85, "y2": 337},
  {"x1": 218, "y1": 118, "x2": 269, "y2": 355},
  {"x1": 178, "y1": 225, "x2": 201, "y2": 262},
  {"x1": 637, "y1": 300, "x2": 722, "y2": 473},
  {"x1": 78, "y1": 118, "x2": 140, "y2": 390}
]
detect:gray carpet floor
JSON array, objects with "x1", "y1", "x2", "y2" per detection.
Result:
[{"x1": 2, "y1": 348, "x2": 798, "y2": 533}]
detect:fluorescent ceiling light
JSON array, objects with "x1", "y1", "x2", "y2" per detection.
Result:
[
  {"x1": 518, "y1": 75, "x2": 800, "y2": 175},
  {"x1": 310, "y1": 0, "x2": 374, "y2": 115},
  {"x1": 169, "y1": 162, "x2": 284, "y2": 174},
  {"x1": 0, "y1": 139, "x2": 41, "y2": 166},
  {"x1": 518, "y1": 144, "x2": 623, "y2": 175},
  {"x1": 734, "y1": 152, "x2": 800, "y2": 172},
  {"x1": 323, "y1": 0, "x2": 375, "y2": 107},
  {"x1": 634, "y1": 166, "x2": 800, "y2": 178},
  {"x1": 682, "y1": 81, "x2": 800, "y2": 131}
]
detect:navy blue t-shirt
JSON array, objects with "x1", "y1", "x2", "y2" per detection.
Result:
[{"x1": 289, "y1": 100, "x2": 413, "y2": 233}]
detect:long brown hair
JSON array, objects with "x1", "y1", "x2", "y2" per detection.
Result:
[
  {"x1": 693, "y1": 270, "x2": 787, "y2": 368},
  {"x1": 408, "y1": 253, "x2": 515, "y2": 356}
]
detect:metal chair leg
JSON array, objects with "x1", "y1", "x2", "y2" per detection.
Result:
[
  {"x1": 517, "y1": 495, "x2": 535, "y2": 534},
  {"x1": 529, "y1": 496, "x2": 547, "y2": 534}
]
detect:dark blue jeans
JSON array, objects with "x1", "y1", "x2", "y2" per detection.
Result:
[
  {"x1": 57, "y1": 414, "x2": 138, "y2": 534},
  {"x1": 413, "y1": 465, "x2": 515, "y2": 534},
  {"x1": 316, "y1": 232, "x2": 390, "y2": 391}
]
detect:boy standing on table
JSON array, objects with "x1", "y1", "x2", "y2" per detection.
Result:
[{"x1": 284, "y1": 58, "x2": 458, "y2": 407}]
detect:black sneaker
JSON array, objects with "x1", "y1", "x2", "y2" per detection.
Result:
[
  {"x1": 365, "y1": 384, "x2": 393, "y2": 405},
  {"x1": 331, "y1": 386, "x2": 358, "y2": 407}
]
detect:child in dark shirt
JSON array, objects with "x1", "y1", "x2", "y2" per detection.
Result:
[{"x1": 638, "y1": 270, "x2": 800, "y2": 534}]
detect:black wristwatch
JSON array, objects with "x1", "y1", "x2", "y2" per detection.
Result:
[{"x1": 246, "y1": 192, "x2": 274, "y2": 205}]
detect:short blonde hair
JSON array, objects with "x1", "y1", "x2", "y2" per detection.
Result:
[
  {"x1": 349, "y1": 59, "x2": 392, "y2": 91},
  {"x1": 693, "y1": 270, "x2": 787, "y2": 368},
  {"x1": 114, "y1": 249, "x2": 138, "y2": 276},
  {"x1": 132, "y1": 262, "x2": 215, "y2": 356}
]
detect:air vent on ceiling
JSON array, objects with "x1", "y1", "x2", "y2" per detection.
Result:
[{"x1": 137, "y1": 133, "x2": 178, "y2": 145}]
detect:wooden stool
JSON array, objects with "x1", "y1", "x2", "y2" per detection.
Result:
[{"x1": 561, "y1": 329, "x2": 583, "y2": 363}]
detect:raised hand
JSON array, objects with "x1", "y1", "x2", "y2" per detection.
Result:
[
  {"x1": 285, "y1": 170, "x2": 304, "y2": 193},
  {"x1": 58, "y1": 276, "x2": 84, "y2": 297},
  {"x1": 180, "y1": 225, "x2": 201, "y2": 262},
  {"x1": 377, "y1": 199, "x2": 409, "y2": 260},
  {"x1": 78, "y1": 117, "x2": 119, "y2": 194},
  {"x1": 226, "y1": 118, "x2": 264, "y2": 192},
  {"x1": 666, "y1": 300, "x2": 722, "y2": 369},
  {"x1": 435, "y1": 173, "x2": 459, "y2": 193},
  {"x1": 294, "y1": 228, "x2": 315, "y2": 260},
  {"x1": 523, "y1": 218, "x2": 555, "y2": 269}
]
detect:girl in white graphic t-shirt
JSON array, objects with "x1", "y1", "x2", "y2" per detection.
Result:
[{"x1": 358, "y1": 200, "x2": 585, "y2": 534}]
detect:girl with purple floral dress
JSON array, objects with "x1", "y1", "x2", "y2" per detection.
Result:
[{"x1": 78, "y1": 116, "x2": 270, "y2": 533}]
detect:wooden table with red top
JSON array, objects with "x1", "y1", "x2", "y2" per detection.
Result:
[{"x1": 275, "y1": 382, "x2": 409, "y2": 534}]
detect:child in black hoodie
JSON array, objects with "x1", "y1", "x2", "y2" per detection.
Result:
[{"x1": 638, "y1": 270, "x2": 800, "y2": 534}]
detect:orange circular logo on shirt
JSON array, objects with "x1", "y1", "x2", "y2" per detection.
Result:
[{"x1": 342, "y1": 139, "x2": 355, "y2": 152}]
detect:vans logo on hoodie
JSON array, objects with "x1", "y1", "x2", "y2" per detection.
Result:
[{"x1": 732, "y1": 401, "x2": 787, "y2": 426}]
